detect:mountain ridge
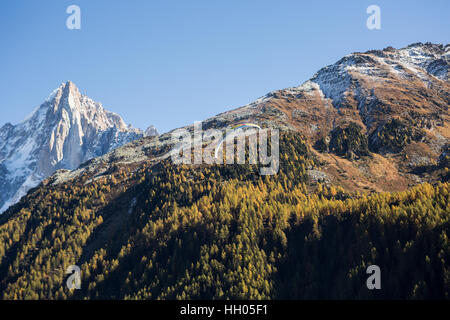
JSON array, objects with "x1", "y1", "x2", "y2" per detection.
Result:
[{"x1": 49, "y1": 42, "x2": 449, "y2": 193}]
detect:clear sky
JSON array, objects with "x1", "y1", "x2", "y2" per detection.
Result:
[{"x1": 0, "y1": 0, "x2": 448, "y2": 133}]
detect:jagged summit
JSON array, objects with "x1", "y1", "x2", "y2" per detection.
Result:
[
  {"x1": 0, "y1": 81, "x2": 156, "y2": 213},
  {"x1": 144, "y1": 125, "x2": 159, "y2": 137}
]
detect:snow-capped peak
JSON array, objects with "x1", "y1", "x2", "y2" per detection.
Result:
[
  {"x1": 0, "y1": 81, "x2": 152, "y2": 213},
  {"x1": 308, "y1": 42, "x2": 449, "y2": 106}
]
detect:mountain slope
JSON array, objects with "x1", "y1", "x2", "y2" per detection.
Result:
[
  {"x1": 197, "y1": 42, "x2": 449, "y2": 191},
  {"x1": 51, "y1": 42, "x2": 449, "y2": 193},
  {"x1": 0, "y1": 43, "x2": 448, "y2": 300},
  {"x1": 0, "y1": 132, "x2": 447, "y2": 300},
  {"x1": 0, "y1": 81, "x2": 157, "y2": 213}
]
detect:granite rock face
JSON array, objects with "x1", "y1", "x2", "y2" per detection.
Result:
[{"x1": 0, "y1": 81, "x2": 157, "y2": 213}]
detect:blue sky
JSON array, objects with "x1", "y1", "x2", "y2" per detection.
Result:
[{"x1": 0, "y1": 0, "x2": 448, "y2": 133}]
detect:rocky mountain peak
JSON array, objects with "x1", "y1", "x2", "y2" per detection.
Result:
[
  {"x1": 0, "y1": 81, "x2": 154, "y2": 213},
  {"x1": 144, "y1": 125, "x2": 159, "y2": 137}
]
